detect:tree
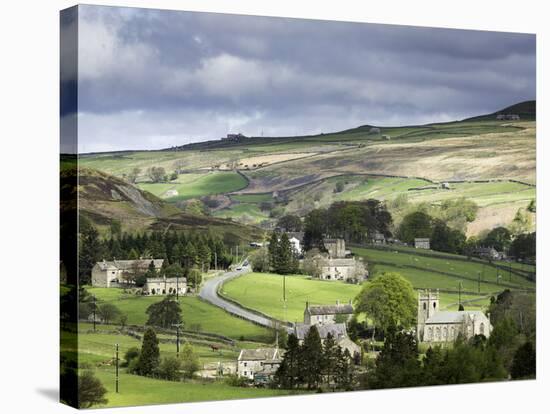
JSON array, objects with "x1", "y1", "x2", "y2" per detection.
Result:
[
  {"x1": 97, "y1": 303, "x2": 121, "y2": 325},
  {"x1": 147, "y1": 166, "x2": 167, "y2": 183},
  {"x1": 276, "y1": 215, "x2": 302, "y2": 232},
  {"x1": 369, "y1": 327, "x2": 420, "y2": 389},
  {"x1": 509, "y1": 208, "x2": 533, "y2": 236},
  {"x1": 430, "y1": 220, "x2": 466, "y2": 254},
  {"x1": 164, "y1": 263, "x2": 184, "y2": 279},
  {"x1": 187, "y1": 267, "x2": 202, "y2": 290},
  {"x1": 301, "y1": 249, "x2": 328, "y2": 279},
  {"x1": 249, "y1": 247, "x2": 270, "y2": 272},
  {"x1": 273, "y1": 233, "x2": 297, "y2": 274},
  {"x1": 136, "y1": 328, "x2": 160, "y2": 376},
  {"x1": 303, "y1": 209, "x2": 327, "y2": 251},
  {"x1": 123, "y1": 347, "x2": 140, "y2": 367},
  {"x1": 527, "y1": 199, "x2": 536, "y2": 213},
  {"x1": 127, "y1": 167, "x2": 141, "y2": 184},
  {"x1": 109, "y1": 219, "x2": 122, "y2": 239},
  {"x1": 78, "y1": 371, "x2": 108, "y2": 408},
  {"x1": 146, "y1": 296, "x2": 182, "y2": 328},
  {"x1": 322, "y1": 333, "x2": 340, "y2": 388},
  {"x1": 169, "y1": 171, "x2": 178, "y2": 181},
  {"x1": 334, "y1": 181, "x2": 345, "y2": 193},
  {"x1": 158, "y1": 356, "x2": 182, "y2": 381},
  {"x1": 79, "y1": 224, "x2": 103, "y2": 284},
  {"x1": 509, "y1": 232, "x2": 536, "y2": 260},
  {"x1": 355, "y1": 272, "x2": 416, "y2": 332},
  {"x1": 181, "y1": 342, "x2": 201, "y2": 379},
  {"x1": 301, "y1": 325, "x2": 323, "y2": 389},
  {"x1": 397, "y1": 211, "x2": 432, "y2": 244},
  {"x1": 275, "y1": 334, "x2": 302, "y2": 389},
  {"x1": 510, "y1": 341, "x2": 536, "y2": 379},
  {"x1": 483, "y1": 227, "x2": 512, "y2": 252}
]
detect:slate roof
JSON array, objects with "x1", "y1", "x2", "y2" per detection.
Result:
[
  {"x1": 238, "y1": 348, "x2": 283, "y2": 361},
  {"x1": 307, "y1": 304, "x2": 353, "y2": 315},
  {"x1": 95, "y1": 259, "x2": 164, "y2": 271},
  {"x1": 294, "y1": 323, "x2": 348, "y2": 340},
  {"x1": 425, "y1": 311, "x2": 486, "y2": 324},
  {"x1": 323, "y1": 258, "x2": 356, "y2": 267}
]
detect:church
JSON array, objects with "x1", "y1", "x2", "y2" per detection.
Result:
[{"x1": 416, "y1": 290, "x2": 492, "y2": 343}]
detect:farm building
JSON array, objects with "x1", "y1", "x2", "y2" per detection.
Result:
[
  {"x1": 91, "y1": 259, "x2": 164, "y2": 287},
  {"x1": 237, "y1": 348, "x2": 284, "y2": 382},
  {"x1": 441, "y1": 182, "x2": 450, "y2": 190},
  {"x1": 382, "y1": 135, "x2": 391, "y2": 140},
  {"x1": 371, "y1": 231, "x2": 386, "y2": 244},
  {"x1": 472, "y1": 246, "x2": 504, "y2": 260},
  {"x1": 143, "y1": 276, "x2": 187, "y2": 295},
  {"x1": 496, "y1": 114, "x2": 520, "y2": 120},
  {"x1": 417, "y1": 290, "x2": 492, "y2": 343},
  {"x1": 368, "y1": 127, "x2": 381, "y2": 134},
  {"x1": 317, "y1": 238, "x2": 367, "y2": 282},
  {"x1": 304, "y1": 301, "x2": 354, "y2": 326},
  {"x1": 165, "y1": 189, "x2": 178, "y2": 197},
  {"x1": 414, "y1": 238, "x2": 430, "y2": 249}
]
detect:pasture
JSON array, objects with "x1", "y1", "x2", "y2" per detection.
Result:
[
  {"x1": 86, "y1": 288, "x2": 272, "y2": 342},
  {"x1": 69, "y1": 328, "x2": 293, "y2": 407},
  {"x1": 352, "y1": 246, "x2": 535, "y2": 291},
  {"x1": 137, "y1": 171, "x2": 248, "y2": 201},
  {"x1": 221, "y1": 273, "x2": 360, "y2": 323}
]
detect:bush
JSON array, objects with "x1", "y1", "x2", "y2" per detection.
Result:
[
  {"x1": 224, "y1": 374, "x2": 249, "y2": 387},
  {"x1": 157, "y1": 356, "x2": 182, "y2": 381},
  {"x1": 123, "y1": 347, "x2": 140, "y2": 367}
]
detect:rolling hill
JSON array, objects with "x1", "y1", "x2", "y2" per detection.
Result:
[{"x1": 61, "y1": 167, "x2": 264, "y2": 240}]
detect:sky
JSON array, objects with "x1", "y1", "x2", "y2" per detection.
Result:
[{"x1": 61, "y1": 5, "x2": 536, "y2": 153}]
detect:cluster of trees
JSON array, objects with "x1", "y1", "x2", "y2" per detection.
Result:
[
  {"x1": 364, "y1": 328, "x2": 509, "y2": 389},
  {"x1": 268, "y1": 233, "x2": 299, "y2": 274},
  {"x1": 397, "y1": 211, "x2": 467, "y2": 254},
  {"x1": 126, "y1": 328, "x2": 201, "y2": 381},
  {"x1": 275, "y1": 328, "x2": 354, "y2": 390},
  {"x1": 303, "y1": 200, "x2": 392, "y2": 250},
  {"x1": 79, "y1": 219, "x2": 233, "y2": 284},
  {"x1": 473, "y1": 226, "x2": 535, "y2": 260},
  {"x1": 250, "y1": 233, "x2": 299, "y2": 274},
  {"x1": 60, "y1": 365, "x2": 108, "y2": 408}
]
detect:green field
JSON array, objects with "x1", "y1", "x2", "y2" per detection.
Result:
[
  {"x1": 66, "y1": 328, "x2": 295, "y2": 407},
  {"x1": 213, "y1": 203, "x2": 269, "y2": 224},
  {"x1": 86, "y1": 288, "x2": 272, "y2": 342},
  {"x1": 137, "y1": 171, "x2": 248, "y2": 201},
  {"x1": 222, "y1": 273, "x2": 362, "y2": 322},
  {"x1": 352, "y1": 246, "x2": 535, "y2": 291},
  {"x1": 94, "y1": 368, "x2": 294, "y2": 407}
]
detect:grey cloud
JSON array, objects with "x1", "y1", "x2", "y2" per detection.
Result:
[{"x1": 73, "y1": 5, "x2": 535, "y2": 152}]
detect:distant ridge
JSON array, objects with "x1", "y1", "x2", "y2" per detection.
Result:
[{"x1": 463, "y1": 100, "x2": 536, "y2": 122}]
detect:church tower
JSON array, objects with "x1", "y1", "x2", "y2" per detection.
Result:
[{"x1": 417, "y1": 290, "x2": 440, "y2": 341}]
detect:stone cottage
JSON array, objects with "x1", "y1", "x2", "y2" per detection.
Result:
[
  {"x1": 143, "y1": 276, "x2": 187, "y2": 296},
  {"x1": 237, "y1": 348, "x2": 284, "y2": 382},
  {"x1": 91, "y1": 259, "x2": 164, "y2": 287},
  {"x1": 304, "y1": 301, "x2": 354, "y2": 326}
]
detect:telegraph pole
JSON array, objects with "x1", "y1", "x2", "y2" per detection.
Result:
[
  {"x1": 172, "y1": 323, "x2": 182, "y2": 358},
  {"x1": 458, "y1": 281, "x2": 462, "y2": 307},
  {"x1": 477, "y1": 271, "x2": 481, "y2": 294},
  {"x1": 92, "y1": 295, "x2": 97, "y2": 332},
  {"x1": 214, "y1": 251, "x2": 218, "y2": 271},
  {"x1": 115, "y1": 343, "x2": 119, "y2": 393}
]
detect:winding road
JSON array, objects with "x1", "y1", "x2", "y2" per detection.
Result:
[{"x1": 199, "y1": 266, "x2": 281, "y2": 329}]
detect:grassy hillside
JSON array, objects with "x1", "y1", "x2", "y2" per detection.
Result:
[
  {"x1": 78, "y1": 102, "x2": 536, "y2": 236},
  {"x1": 63, "y1": 167, "x2": 264, "y2": 240},
  {"x1": 87, "y1": 287, "x2": 272, "y2": 342}
]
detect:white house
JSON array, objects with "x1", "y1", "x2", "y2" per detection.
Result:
[
  {"x1": 237, "y1": 348, "x2": 284, "y2": 381},
  {"x1": 417, "y1": 290, "x2": 492, "y2": 343},
  {"x1": 414, "y1": 238, "x2": 430, "y2": 249},
  {"x1": 91, "y1": 259, "x2": 164, "y2": 287},
  {"x1": 143, "y1": 276, "x2": 187, "y2": 295},
  {"x1": 304, "y1": 301, "x2": 354, "y2": 326}
]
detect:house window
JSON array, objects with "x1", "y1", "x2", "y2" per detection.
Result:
[
  {"x1": 244, "y1": 371, "x2": 247, "y2": 376},
  {"x1": 423, "y1": 303, "x2": 426, "y2": 310},
  {"x1": 244, "y1": 362, "x2": 247, "y2": 367}
]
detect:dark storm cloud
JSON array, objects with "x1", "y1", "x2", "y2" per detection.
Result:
[{"x1": 73, "y1": 5, "x2": 535, "y2": 152}]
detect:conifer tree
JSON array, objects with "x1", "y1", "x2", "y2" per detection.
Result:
[
  {"x1": 301, "y1": 325, "x2": 323, "y2": 389},
  {"x1": 136, "y1": 328, "x2": 160, "y2": 377}
]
